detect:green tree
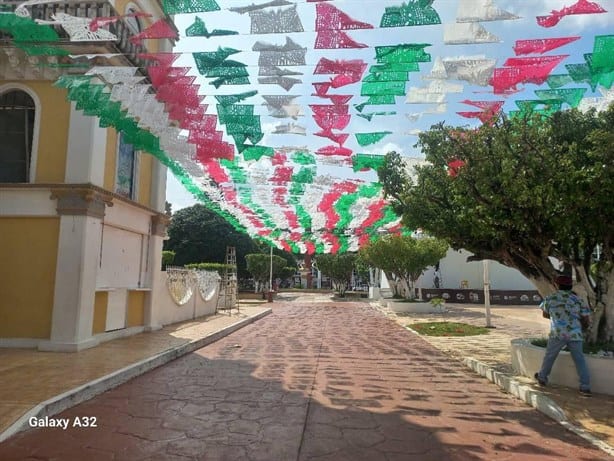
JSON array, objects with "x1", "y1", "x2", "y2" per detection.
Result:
[
  {"x1": 245, "y1": 253, "x2": 288, "y2": 292},
  {"x1": 254, "y1": 240, "x2": 298, "y2": 270},
  {"x1": 359, "y1": 235, "x2": 448, "y2": 298},
  {"x1": 378, "y1": 105, "x2": 614, "y2": 342},
  {"x1": 163, "y1": 204, "x2": 258, "y2": 277},
  {"x1": 315, "y1": 253, "x2": 357, "y2": 297},
  {"x1": 161, "y1": 250, "x2": 175, "y2": 268}
]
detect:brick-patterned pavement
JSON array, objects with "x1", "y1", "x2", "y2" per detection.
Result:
[
  {"x1": 0, "y1": 302, "x2": 608, "y2": 460},
  {"x1": 378, "y1": 302, "x2": 614, "y2": 449},
  {"x1": 377, "y1": 303, "x2": 550, "y2": 373}
]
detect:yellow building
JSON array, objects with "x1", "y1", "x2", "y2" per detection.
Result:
[{"x1": 0, "y1": 1, "x2": 174, "y2": 351}]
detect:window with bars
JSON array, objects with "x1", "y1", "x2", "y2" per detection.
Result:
[
  {"x1": 115, "y1": 133, "x2": 139, "y2": 199},
  {"x1": 0, "y1": 90, "x2": 35, "y2": 183}
]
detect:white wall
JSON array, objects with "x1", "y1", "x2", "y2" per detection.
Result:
[
  {"x1": 416, "y1": 249, "x2": 535, "y2": 291},
  {"x1": 152, "y1": 271, "x2": 219, "y2": 327},
  {"x1": 96, "y1": 201, "x2": 154, "y2": 289}
]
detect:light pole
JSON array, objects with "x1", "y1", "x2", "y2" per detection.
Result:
[
  {"x1": 483, "y1": 259, "x2": 493, "y2": 327},
  {"x1": 268, "y1": 245, "x2": 273, "y2": 302}
]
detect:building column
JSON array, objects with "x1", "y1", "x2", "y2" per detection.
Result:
[
  {"x1": 144, "y1": 159, "x2": 168, "y2": 330},
  {"x1": 143, "y1": 213, "x2": 169, "y2": 331},
  {"x1": 39, "y1": 187, "x2": 112, "y2": 352},
  {"x1": 64, "y1": 102, "x2": 107, "y2": 186}
]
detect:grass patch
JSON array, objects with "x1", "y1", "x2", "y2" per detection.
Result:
[
  {"x1": 531, "y1": 338, "x2": 614, "y2": 355},
  {"x1": 409, "y1": 322, "x2": 489, "y2": 337}
]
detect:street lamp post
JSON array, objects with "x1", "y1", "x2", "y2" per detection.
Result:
[
  {"x1": 268, "y1": 245, "x2": 273, "y2": 302},
  {"x1": 483, "y1": 259, "x2": 493, "y2": 327}
]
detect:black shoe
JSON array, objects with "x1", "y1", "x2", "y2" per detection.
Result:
[
  {"x1": 579, "y1": 389, "x2": 592, "y2": 397},
  {"x1": 534, "y1": 372, "x2": 547, "y2": 386}
]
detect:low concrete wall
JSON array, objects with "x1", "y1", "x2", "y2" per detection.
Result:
[
  {"x1": 386, "y1": 301, "x2": 442, "y2": 314},
  {"x1": 511, "y1": 338, "x2": 614, "y2": 396},
  {"x1": 153, "y1": 271, "x2": 219, "y2": 327}
]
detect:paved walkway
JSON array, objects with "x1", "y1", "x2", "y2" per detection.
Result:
[
  {"x1": 0, "y1": 299, "x2": 607, "y2": 460},
  {"x1": 376, "y1": 301, "x2": 614, "y2": 451},
  {"x1": 0, "y1": 304, "x2": 270, "y2": 440}
]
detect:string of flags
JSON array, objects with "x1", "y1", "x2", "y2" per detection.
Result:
[{"x1": 1, "y1": 0, "x2": 612, "y2": 253}]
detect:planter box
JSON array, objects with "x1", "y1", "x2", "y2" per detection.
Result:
[
  {"x1": 511, "y1": 338, "x2": 614, "y2": 396},
  {"x1": 386, "y1": 301, "x2": 441, "y2": 314}
]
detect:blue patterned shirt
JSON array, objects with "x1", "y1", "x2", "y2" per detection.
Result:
[{"x1": 540, "y1": 290, "x2": 590, "y2": 341}]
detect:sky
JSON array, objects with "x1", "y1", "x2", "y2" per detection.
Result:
[{"x1": 165, "y1": 0, "x2": 614, "y2": 211}]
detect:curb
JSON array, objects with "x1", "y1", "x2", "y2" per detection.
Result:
[
  {"x1": 463, "y1": 357, "x2": 614, "y2": 457},
  {"x1": 0, "y1": 308, "x2": 272, "y2": 443}
]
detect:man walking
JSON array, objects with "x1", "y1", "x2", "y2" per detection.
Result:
[{"x1": 535, "y1": 275, "x2": 592, "y2": 396}]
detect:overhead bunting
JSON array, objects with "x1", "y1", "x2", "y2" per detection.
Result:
[
  {"x1": 380, "y1": 1, "x2": 442, "y2": 27},
  {"x1": 352, "y1": 154, "x2": 386, "y2": 172},
  {"x1": 35, "y1": 13, "x2": 117, "y2": 41},
  {"x1": 578, "y1": 87, "x2": 614, "y2": 112},
  {"x1": 185, "y1": 16, "x2": 237, "y2": 37},
  {"x1": 162, "y1": 0, "x2": 220, "y2": 14},
  {"x1": 89, "y1": 12, "x2": 151, "y2": 32},
  {"x1": 444, "y1": 22, "x2": 500, "y2": 45},
  {"x1": 535, "y1": 88, "x2": 587, "y2": 107},
  {"x1": 442, "y1": 56, "x2": 496, "y2": 86},
  {"x1": 513, "y1": 37, "x2": 580, "y2": 55},
  {"x1": 229, "y1": 1, "x2": 292, "y2": 15},
  {"x1": 537, "y1": 0, "x2": 607, "y2": 28},
  {"x1": 456, "y1": 0, "x2": 519, "y2": 22},
  {"x1": 192, "y1": 47, "x2": 250, "y2": 87},
  {"x1": 130, "y1": 19, "x2": 178, "y2": 45},
  {"x1": 491, "y1": 55, "x2": 568, "y2": 94},
  {"x1": 314, "y1": 3, "x2": 371, "y2": 49},
  {"x1": 355, "y1": 132, "x2": 392, "y2": 146},
  {"x1": 406, "y1": 80, "x2": 463, "y2": 104},
  {"x1": 249, "y1": 5, "x2": 304, "y2": 34},
  {"x1": 457, "y1": 100, "x2": 504, "y2": 124},
  {"x1": 13, "y1": 0, "x2": 611, "y2": 254},
  {"x1": 262, "y1": 95, "x2": 303, "y2": 118}
]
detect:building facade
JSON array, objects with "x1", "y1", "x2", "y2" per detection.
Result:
[{"x1": 0, "y1": 1, "x2": 174, "y2": 351}]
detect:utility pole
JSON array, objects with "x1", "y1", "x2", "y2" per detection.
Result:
[{"x1": 483, "y1": 259, "x2": 493, "y2": 327}]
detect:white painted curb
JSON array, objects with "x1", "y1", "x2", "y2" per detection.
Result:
[{"x1": 463, "y1": 356, "x2": 614, "y2": 457}]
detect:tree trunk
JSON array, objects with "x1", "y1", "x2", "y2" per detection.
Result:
[
  {"x1": 401, "y1": 277, "x2": 415, "y2": 299},
  {"x1": 574, "y1": 262, "x2": 614, "y2": 343},
  {"x1": 601, "y1": 269, "x2": 614, "y2": 342},
  {"x1": 384, "y1": 271, "x2": 400, "y2": 296},
  {"x1": 525, "y1": 275, "x2": 555, "y2": 298}
]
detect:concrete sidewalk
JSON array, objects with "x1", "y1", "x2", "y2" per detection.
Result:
[
  {"x1": 0, "y1": 303, "x2": 271, "y2": 442},
  {"x1": 376, "y1": 302, "x2": 614, "y2": 456}
]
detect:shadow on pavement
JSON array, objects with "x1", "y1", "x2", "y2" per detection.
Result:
[{"x1": 0, "y1": 303, "x2": 605, "y2": 461}]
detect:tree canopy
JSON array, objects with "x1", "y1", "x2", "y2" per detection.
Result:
[
  {"x1": 360, "y1": 235, "x2": 448, "y2": 299},
  {"x1": 245, "y1": 253, "x2": 291, "y2": 292},
  {"x1": 315, "y1": 253, "x2": 357, "y2": 297},
  {"x1": 378, "y1": 105, "x2": 614, "y2": 342},
  {"x1": 163, "y1": 203, "x2": 259, "y2": 277}
]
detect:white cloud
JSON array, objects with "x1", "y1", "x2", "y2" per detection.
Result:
[{"x1": 361, "y1": 142, "x2": 404, "y2": 156}]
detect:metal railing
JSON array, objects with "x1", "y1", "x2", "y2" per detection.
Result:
[{"x1": 0, "y1": 1, "x2": 153, "y2": 70}]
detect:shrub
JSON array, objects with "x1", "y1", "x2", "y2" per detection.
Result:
[
  {"x1": 161, "y1": 250, "x2": 175, "y2": 269},
  {"x1": 185, "y1": 262, "x2": 235, "y2": 275}
]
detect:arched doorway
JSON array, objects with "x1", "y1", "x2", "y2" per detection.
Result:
[{"x1": 0, "y1": 89, "x2": 35, "y2": 183}]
